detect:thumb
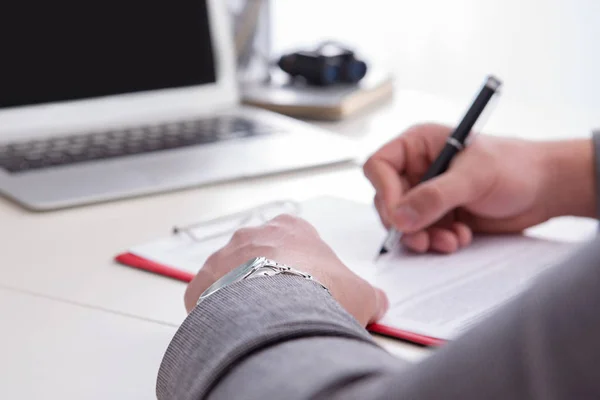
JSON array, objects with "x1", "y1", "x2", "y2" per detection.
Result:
[
  {"x1": 368, "y1": 287, "x2": 389, "y2": 324},
  {"x1": 393, "y1": 172, "x2": 473, "y2": 232}
]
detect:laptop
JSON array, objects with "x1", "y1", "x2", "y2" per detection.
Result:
[{"x1": 0, "y1": 0, "x2": 356, "y2": 211}]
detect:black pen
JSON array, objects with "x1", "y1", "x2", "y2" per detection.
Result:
[{"x1": 378, "y1": 75, "x2": 502, "y2": 256}]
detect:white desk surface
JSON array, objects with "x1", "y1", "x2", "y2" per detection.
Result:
[
  {"x1": 0, "y1": 286, "x2": 176, "y2": 399},
  {"x1": 1, "y1": 89, "x2": 597, "y2": 398}
]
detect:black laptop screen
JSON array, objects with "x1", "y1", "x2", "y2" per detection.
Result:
[{"x1": 0, "y1": 0, "x2": 217, "y2": 109}]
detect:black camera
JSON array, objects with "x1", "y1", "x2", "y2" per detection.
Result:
[{"x1": 277, "y1": 43, "x2": 368, "y2": 86}]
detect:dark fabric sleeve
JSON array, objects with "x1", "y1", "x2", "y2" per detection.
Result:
[{"x1": 592, "y1": 130, "x2": 600, "y2": 218}]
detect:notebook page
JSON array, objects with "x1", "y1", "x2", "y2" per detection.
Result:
[
  {"x1": 128, "y1": 196, "x2": 583, "y2": 342},
  {"x1": 299, "y1": 197, "x2": 386, "y2": 280},
  {"x1": 373, "y1": 235, "x2": 578, "y2": 340},
  {"x1": 130, "y1": 234, "x2": 229, "y2": 274}
]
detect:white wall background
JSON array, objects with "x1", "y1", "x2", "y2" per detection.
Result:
[{"x1": 271, "y1": 0, "x2": 600, "y2": 133}]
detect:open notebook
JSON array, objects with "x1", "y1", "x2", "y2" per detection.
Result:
[{"x1": 116, "y1": 196, "x2": 578, "y2": 346}]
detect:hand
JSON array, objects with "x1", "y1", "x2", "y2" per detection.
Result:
[
  {"x1": 364, "y1": 123, "x2": 595, "y2": 253},
  {"x1": 184, "y1": 214, "x2": 388, "y2": 326}
]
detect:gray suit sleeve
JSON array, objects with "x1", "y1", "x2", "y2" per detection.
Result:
[
  {"x1": 158, "y1": 240, "x2": 600, "y2": 400},
  {"x1": 156, "y1": 275, "x2": 400, "y2": 400},
  {"x1": 157, "y1": 136, "x2": 600, "y2": 399}
]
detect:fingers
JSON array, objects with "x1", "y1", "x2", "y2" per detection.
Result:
[
  {"x1": 374, "y1": 194, "x2": 391, "y2": 229},
  {"x1": 368, "y1": 286, "x2": 389, "y2": 324},
  {"x1": 364, "y1": 157, "x2": 406, "y2": 220},
  {"x1": 392, "y1": 171, "x2": 474, "y2": 233},
  {"x1": 400, "y1": 222, "x2": 473, "y2": 254},
  {"x1": 366, "y1": 164, "x2": 411, "y2": 229},
  {"x1": 428, "y1": 227, "x2": 459, "y2": 253},
  {"x1": 400, "y1": 231, "x2": 430, "y2": 253},
  {"x1": 366, "y1": 124, "x2": 452, "y2": 174},
  {"x1": 451, "y1": 221, "x2": 473, "y2": 247},
  {"x1": 365, "y1": 124, "x2": 457, "y2": 229}
]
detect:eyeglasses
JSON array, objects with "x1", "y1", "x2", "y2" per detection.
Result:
[{"x1": 172, "y1": 200, "x2": 301, "y2": 243}]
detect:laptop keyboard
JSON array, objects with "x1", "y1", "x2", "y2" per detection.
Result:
[{"x1": 0, "y1": 116, "x2": 280, "y2": 173}]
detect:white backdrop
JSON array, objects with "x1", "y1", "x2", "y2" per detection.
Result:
[{"x1": 272, "y1": 0, "x2": 600, "y2": 136}]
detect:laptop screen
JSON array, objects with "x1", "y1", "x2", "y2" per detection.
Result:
[{"x1": 0, "y1": 0, "x2": 216, "y2": 109}]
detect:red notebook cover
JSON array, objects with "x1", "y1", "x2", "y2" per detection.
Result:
[{"x1": 115, "y1": 252, "x2": 445, "y2": 347}]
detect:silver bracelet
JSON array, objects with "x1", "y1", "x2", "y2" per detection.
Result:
[
  {"x1": 247, "y1": 260, "x2": 330, "y2": 294},
  {"x1": 197, "y1": 257, "x2": 330, "y2": 304}
]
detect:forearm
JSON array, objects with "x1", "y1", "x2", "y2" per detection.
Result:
[{"x1": 541, "y1": 136, "x2": 597, "y2": 219}]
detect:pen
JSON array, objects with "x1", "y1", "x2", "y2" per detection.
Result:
[{"x1": 378, "y1": 75, "x2": 502, "y2": 256}]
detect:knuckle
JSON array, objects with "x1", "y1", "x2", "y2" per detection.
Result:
[
  {"x1": 363, "y1": 156, "x2": 376, "y2": 178},
  {"x1": 203, "y1": 249, "x2": 227, "y2": 269},
  {"x1": 373, "y1": 193, "x2": 383, "y2": 212},
  {"x1": 373, "y1": 193, "x2": 380, "y2": 206},
  {"x1": 403, "y1": 123, "x2": 423, "y2": 136},
  {"x1": 259, "y1": 223, "x2": 280, "y2": 235},
  {"x1": 271, "y1": 213, "x2": 319, "y2": 236},
  {"x1": 248, "y1": 223, "x2": 281, "y2": 244},
  {"x1": 404, "y1": 123, "x2": 437, "y2": 138},
  {"x1": 295, "y1": 216, "x2": 319, "y2": 234},
  {"x1": 270, "y1": 213, "x2": 302, "y2": 227},
  {"x1": 231, "y1": 227, "x2": 256, "y2": 243},
  {"x1": 204, "y1": 251, "x2": 219, "y2": 267}
]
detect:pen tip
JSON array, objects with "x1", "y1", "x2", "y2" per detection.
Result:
[{"x1": 378, "y1": 247, "x2": 388, "y2": 256}]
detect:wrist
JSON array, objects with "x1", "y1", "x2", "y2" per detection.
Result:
[
  {"x1": 540, "y1": 138, "x2": 596, "y2": 219},
  {"x1": 196, "y1": 257, "x2": 330, "y2": 305}
]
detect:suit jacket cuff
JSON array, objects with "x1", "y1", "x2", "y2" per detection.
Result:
[{"x1": 156, "y1": 274, "x2": 377, "y2": 400}]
